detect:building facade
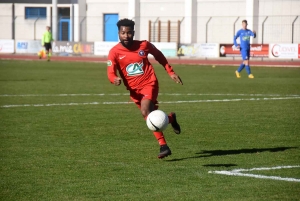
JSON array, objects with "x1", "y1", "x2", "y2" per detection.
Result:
[{"x1": 0, "y1": 0, "x2": 299, "y2": 44}]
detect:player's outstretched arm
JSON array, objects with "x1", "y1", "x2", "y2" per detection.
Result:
[{"x1": 170, "y1": 74, "x2": 183, "y2": 85}]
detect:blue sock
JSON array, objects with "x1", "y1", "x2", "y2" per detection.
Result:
[
  {"x1": 245, "y1": 65, "x2": 251, "y2": 74},
  {"x1": 237, "y1": 64, "x2": 245, "y2": 72}
]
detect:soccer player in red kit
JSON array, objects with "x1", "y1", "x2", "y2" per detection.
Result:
[{"x1": 107, "y1": 18, "x2": 183, "y2": 159}]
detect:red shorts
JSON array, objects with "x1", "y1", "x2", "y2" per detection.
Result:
[{"x1": 130, "y1": 85, "x2": 159, "y2": 109}]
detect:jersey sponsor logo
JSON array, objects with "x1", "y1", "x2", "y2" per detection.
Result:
[
  {"x1": 107, "y1": 60, "x2": 112, "y2": 66},
  {"x1": 242, "y1": 36, "x2": 250, "y2": 41},
  {"x1": 126, "y1": 61, "x2": 144, "y2": 76},
  {"x1": 119, "y1": 55, "x2": 126, "y2": 59},
  {"x1": 138, "y1": 50, "x2": 145, "y2": 56}
]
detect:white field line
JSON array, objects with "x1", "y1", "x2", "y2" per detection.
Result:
[
  {"x1": 209, "y1": 165, "x2": 300, "y2": 182},
  {"x1": 0, "y1": 93, "x2": 299, "y2": 97},
  {"x1": 1, "y1": 96, "x2": 300, "y2": 108}
]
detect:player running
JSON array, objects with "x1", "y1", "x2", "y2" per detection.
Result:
[
  {"x1": 234, "y1": 20, "x2": 256, "y2": 78},
  {"x1": 107, "y1": 18, "x2": 183, "y2": 159}
]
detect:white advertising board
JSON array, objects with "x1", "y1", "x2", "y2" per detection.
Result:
[
  {"x1": 0, "y1": 40, "x2": 14, "y2": 53},
  {"x1": 199, "y1": 43, "x2": 219, "y2": 58},
  {"x1": 16, "y1": 40, "x2": 43, "y2": 54},
  {"x1": 269, "y1": 44, "x2": 298, "y2": 59},
  {"x1": 151, "y1": 42, "x2": 177, "y2": 57},
  {"x1": 94, "y1": 42, "x2": 118, "y2": 56}
]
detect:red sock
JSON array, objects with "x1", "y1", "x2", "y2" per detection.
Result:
[
  {"x1": 168, "y1": 114, "x2": 174, "y2": 124},
  {"x1": 153, "y1": 132, "x2": 166, "y2": 146}
]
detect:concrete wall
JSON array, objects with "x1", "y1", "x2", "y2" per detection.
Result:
[
  {"x1": 259, "y1": 0, "x2": 300, "y2": 43},
  {"x1": 0, "y1": 4, "x2": 13, "y2": 39},
  {"x1": 14, "y1": 4, "x2": 50, "y2": 40},
  {"x1": 86, "y1": 0, "x2": 129, "y2": 42}
]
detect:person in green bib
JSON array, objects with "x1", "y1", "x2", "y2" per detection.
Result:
[{"x1": 42, "y1": 26, "x2": 54, "y2": 61}]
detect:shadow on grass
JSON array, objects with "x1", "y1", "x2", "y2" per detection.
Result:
[{"x1": 165, "y1": 146, "x2": 298, "y2": 162}]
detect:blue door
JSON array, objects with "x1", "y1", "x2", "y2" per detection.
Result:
[
  {"x1": 104, "y1": 14, "x2": 119, "y2": 41},
  {"x1": 59, "y1": 18, "x2": 71, "y2": 41}
]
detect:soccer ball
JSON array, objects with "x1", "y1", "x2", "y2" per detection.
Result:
[{"x1": 146, "y1": 110, "x2": 169, "y2": 132}]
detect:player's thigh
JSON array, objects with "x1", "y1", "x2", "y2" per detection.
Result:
[
  {"x1": 241, "y1": 50, "x2": 250, "y2": 61},
  {"x1": 130, "y1": 90, "x2": 143, "y2": 109},
  {"x1": 141, "y1": 85, "x2": 159, "y2": 104},
  {"x1": 140, "y1": 85, "x2": 158, "y2": 117},
  {"x1": 130, "y1": 85, "x2": 158, "y2": 111}
]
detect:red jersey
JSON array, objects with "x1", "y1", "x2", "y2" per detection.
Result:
[{"x1": 107, "y1": 40, "x2": 175, "y2": 90}]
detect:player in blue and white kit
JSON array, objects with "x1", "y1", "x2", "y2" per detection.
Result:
[{"x1": 234, "y1": 20, "x2": 256, "y2": 79}]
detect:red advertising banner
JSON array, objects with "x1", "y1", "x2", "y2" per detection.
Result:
[{"x1": 220, "y1": 44, "x2": 269, "y2": 58}]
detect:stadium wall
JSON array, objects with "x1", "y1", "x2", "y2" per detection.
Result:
[{"x1": 0, "y1": 0, "x2": 299, "y2": 44}]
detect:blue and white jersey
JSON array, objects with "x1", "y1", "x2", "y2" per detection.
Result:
[{"x1": 233, "y1": 29, "x2": 256, "y2": 50}]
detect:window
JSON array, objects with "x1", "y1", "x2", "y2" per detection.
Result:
[{"x1": 25, "y1": 7, "x2": 46, "y2": 19}]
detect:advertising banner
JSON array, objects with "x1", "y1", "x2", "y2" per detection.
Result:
[
  {"x1": 269, "y1": 44, "x2": 298, "y2": 59},
  {"x1": 94, "y1": 42, "x2": 177, "y2": 57},
  {"x1": 220, "y1": 44, "x2": 269, "y2": 58},
  {"x1": 152, "y1": 42, "x2": 177, "y2": 57},
  {"x1": 52, "y1": 41, "x2": 94, "y2": 55},
  {"x1": 0, "y1": 40, "x2": 14, "y2": 53},
  {"x1": 199, "y1": 43, "x2": 219, "y2": 58},
  {"x1": 177, "y1": 43, "x2": 201, "y2": 57},
  {"x1": 94, "y1": 42, "x2": 118, "y2": 56},
  {"x1": 16, "y1": 40, "x2": 43, "y2": 53}
]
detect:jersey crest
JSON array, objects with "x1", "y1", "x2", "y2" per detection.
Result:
[
  {"x1": 126, "y1": 61, "x2": 144, "y2": 76},
  {"x1": 138, "y1": 50, "x2": 145, "y2": 56}
]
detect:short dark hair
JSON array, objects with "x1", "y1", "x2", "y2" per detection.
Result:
[
  {"x1": 242, "y1": 20, "x2": 248, "y2": 24},
  {"x1": 117, "y1": 18, "x2": 135, "y2": 30}
]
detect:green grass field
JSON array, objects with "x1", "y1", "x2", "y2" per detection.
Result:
[{"x1": 1, "y1": 60, "x2": 300, "y2": 201}]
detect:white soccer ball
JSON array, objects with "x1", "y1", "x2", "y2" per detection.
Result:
[{"x1": 146, "y1": 110, "x2": 169, "y2": 132}]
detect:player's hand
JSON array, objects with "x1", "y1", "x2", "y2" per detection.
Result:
[
  {"x1": 170, "y1": 74, "x2": 183, "y2": 85},
  {"x1": 114, "y1": 77, "x2": 122, "y2": 86},
  {"x1": 253, "y1": 30, "x2": 256, "y2": 34}
]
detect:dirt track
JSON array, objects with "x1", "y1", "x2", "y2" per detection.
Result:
[{"x1": 0, "y1": 54, "x2": 299, "y2": 67}]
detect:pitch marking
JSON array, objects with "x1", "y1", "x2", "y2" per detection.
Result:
[
  {"x1": 209, "y1": 165, "x2": 300, "y2": 182},
  {"x1": 0, "y1": 93, "x2": 299, "y2": 97},
  {"x1": 1, "y1": 96, "x2": 299, "y2": 108}
]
